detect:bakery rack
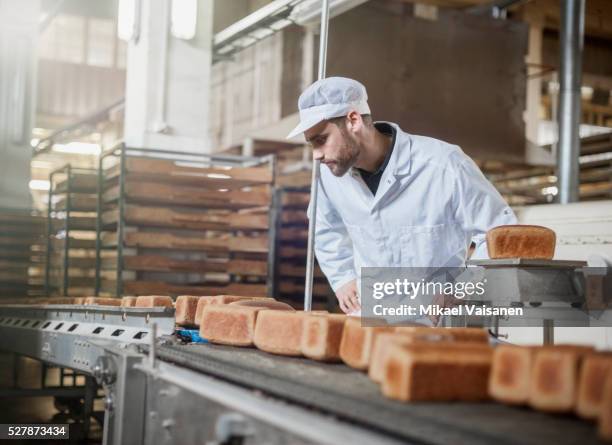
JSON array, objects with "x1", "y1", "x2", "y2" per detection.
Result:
[
  {"x1": 94, "y1": 144, "x2": 277, "y2": 297},
  {"x1": 45, "y1": 165, "x2": 98, "y2": 296},
  {"x1": 0, "y1": 208, "x2": 46, "y2": 298},
  {"x1": 273, "y1": 187, "x2": 335, "y2": 310}
]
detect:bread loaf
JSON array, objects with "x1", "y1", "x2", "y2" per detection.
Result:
[
  {"x1": 120, "y1": 296, "x2": 137, "y2": 307},
  {"x1": 83, "y1": 297, "x2": 121, "y2": 306},
  {"x1": 529, "y1": 345, "x2": 593, "y2": 412},
  {"x1": 174, "y1": 295, "x2": 201, "y2": 327},
  {"x1": 488, "y1": 345, "x2": 536, "y2": 405},
  {"x1": 135, "y1": 295, "x2": 173, "y2": 308},
  {"x1": 230, "y1": 299, "x2": 295, "y2": 311},
  {"x1": 339, "y1": 317, "x2": 394, "y2": 370},
  {"x1": 576, "y1": 353, "x2": 612, "y2": 419},
  {"x1": 381, "y1": 342, "x2": 493, "y2": 402},
  {"x1": 47, "y1": 297, "x2": 75, "y2": 305},
  {"x1": 369, "y1": 328, "x2": 455, "y2": 383},
  {"x1": 212, "y1": 295, "x2": 260, "y2": 305},
  {"x1": 200, "y1": 304, "x2": 262, "y2": 346},
  {"x1": 300, "y1": 313, "x2": 346, "y2": 361},
  {"x1": 194, "y1": 296, "x2": 217, "y2": 326},
  {"x1": 253, "y1": 310, "x2": 306, "y2": 356},
  {"x1": 598, "y1": 369, "x2": 612, "y2": 440},
  {"x1": 486, "y1": 225, "x2": 556, "y2": 260}
]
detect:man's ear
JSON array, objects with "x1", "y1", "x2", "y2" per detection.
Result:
[{"x1": 346, "y1": 110, "x2": 362, "y2": 133}]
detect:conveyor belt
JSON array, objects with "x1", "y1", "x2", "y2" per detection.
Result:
[{"x1": 150, "y1": 341, "x2": 602, "y2": 445}]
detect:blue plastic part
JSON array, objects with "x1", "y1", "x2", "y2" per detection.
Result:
[{"x1": 176, "y1": 329, "x2": 208, "y2": 344}]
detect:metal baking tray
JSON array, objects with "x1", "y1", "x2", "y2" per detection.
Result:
[{"x1": 467, "y1": 259, "x2": 587, "y2": 268}]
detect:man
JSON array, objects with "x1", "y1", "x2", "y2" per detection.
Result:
[{"x1": 287, "y1": 77, "x2": 517, "y2": 314}]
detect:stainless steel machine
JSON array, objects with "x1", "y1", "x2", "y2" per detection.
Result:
[
  {"x1": 448, "y1": 259, "x2": 612, "y2": 344},
  {"x1": 0, "y1": 301, "x2": 608, "y2": 445}
]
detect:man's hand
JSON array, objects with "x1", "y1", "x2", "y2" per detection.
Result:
[
  {"x1": 428, "y1": 293, "x2": 462, "y2": 326},
  {"x1": 336, "y1": 279, "x2": 360, "y2": 314}
]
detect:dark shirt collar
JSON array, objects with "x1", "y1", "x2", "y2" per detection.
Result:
[{"x1": 356, "y1": 122, "x2": 396, "y2": 176}]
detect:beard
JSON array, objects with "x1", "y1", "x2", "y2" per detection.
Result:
[{"x1": 325, "y1": 132, "x2": 360, "y2": 177}]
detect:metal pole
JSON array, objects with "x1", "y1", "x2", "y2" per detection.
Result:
[
  {"x1": 94, "y1": 153, "x2": 104, "y2": 295},
  {"x1": 304, "y1": 0, "x2": 330, "y2": 311},
  {"x1": 557, "y1": 0, "x2": 584, "y2": 204},
  {"x1": 63, "y1": 166, "x2": 72, "y2": 296},
  {"x1": 543, "y1": 319, "x2": 554, "y2": 345},
  {"x1": 45, "y1": 172, "x2": 55, "y2": 296}
]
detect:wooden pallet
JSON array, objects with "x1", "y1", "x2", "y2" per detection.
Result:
[
  {"x1": 105, "y1": 158, "x2": 273, "y2": 189},
  {"x1": 278, "y1": 280, "x2": 332, "y2": 297},
  {"x1": 228, "y1": 236, "x2": 268, "y2": 253},
  {"x1": 99, "y1": 280, "x2": 268, "y2": 297},
  {"x1": 228, "y1": 213, "x2": 269, "y2": 230},
  {"x1": 227, "y1": 259, "x2": 268, "y2": 277},
  {"x1": 52, "y1": 215, "x2": 97, "y2": 231},
  {"x1": 103, "y1": 181, "x2": 270, "y2": 209},
  {"x1": 55, "y1": 195, "x2": 98, "y2": 211},
  {"x1": 281, "y1": 210, "x2": 308, "y2": 225},
  {"x1": 101, "y1": 255, "x2": 229, "y2": 274},
  {"x1": 51, "y1": 238, "x2": 96, "y2": 250},
  {"x1": 55, "y1": 174, "x2": 97, "y2": 193},
  {"x1": 101, "y1": 232, "x2": 229, "y2": 252},
  {"x1": 102, "y1": 206, "x2": 228, "y2": 231},
  {"x1": 278, "y1": 263, "x2": 325, "y2": 278},
  {"x1": 98, "y1": 150, "x2": 275, "y2": 297},
  {"x1": 0, "y1": 209, "x2": 47, "y2": 297},
  {"x1": 280, "y1": 191, "x2": 310, "y2": 208}
]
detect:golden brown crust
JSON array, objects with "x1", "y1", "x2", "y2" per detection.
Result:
[
  {"x1": 253, "y1": 310, "x2": 307, "y2": 356},
  {"x1": 194, "y1": 296, "x2": 217, "y2": 326},
  {"x1": 229, "y1": 299, "x2": 295, "y2": 311},
  {"x1": 598, "y1": 369, "x2": 612, "y2": 440},
  {"x1": 381, "y1": 343, "x2": 493, "y2": 402},
  {"x1": 83, "y1": 297, "x2": 121, "y2": 306},
  {"x1": 135, "y1": 295, "x2": 173, "y2": 308},
  {"x1": 300, "y1": 313, "x2": 346, "y2": 361},
  {"x1": 213, "y1": 295, "x2": 262, "y2": 305},
  {"x1": 529, "y1": 346, "x2": 592, "y2": 412},
  {"x1": 486, "y1": 225, "x2": 556, "y2": 259},
  {"x1": 488, "y1": 345, "x2": 536, "y2": 405},
  {"x1": 576, "y1": 353, "x2": 612, "y2": 420},
  {"x1": 120, "y1": 296, "x2": 138, "y2": 307},
  {"x1": 200, "y1": 304, "x2": 261, "y2": 346},
  {"x1": 369, "y1": 327, "x2": 482, "y2": 383},
  {"x1": 174, "y1": 295, "x2": 201, "y2": 326},
  {"x1": 339, "y1": 317, "x2": 394, "y2": 370}
]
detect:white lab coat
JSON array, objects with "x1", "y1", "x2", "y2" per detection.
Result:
[{"x1": 310, "y1": 122, "x2": 517, "y2": 293}]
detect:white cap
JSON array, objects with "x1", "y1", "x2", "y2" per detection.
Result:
[{"x1": 286, "y1": 77, "x2": 371, "y2": 139}]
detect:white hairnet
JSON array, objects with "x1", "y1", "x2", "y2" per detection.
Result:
[{"x1": 287, "y1": 77, "x2": 371, "y2": 139}]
